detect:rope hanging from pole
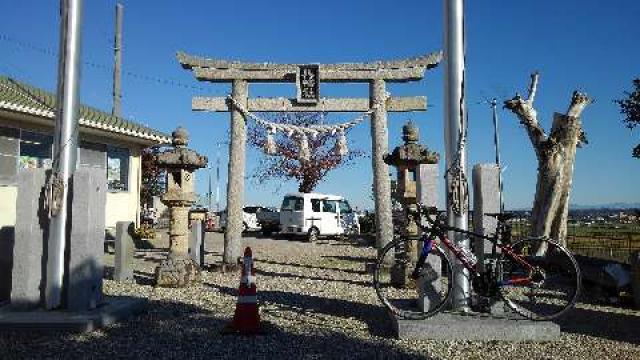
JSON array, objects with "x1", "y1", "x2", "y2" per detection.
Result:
[{"x1": 226, "y1": 93, "x2": 390, "y2": 161}]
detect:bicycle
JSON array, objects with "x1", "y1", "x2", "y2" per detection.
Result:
[{"x1": 373, "y1": 205, "x2": 581, "y2": 321}]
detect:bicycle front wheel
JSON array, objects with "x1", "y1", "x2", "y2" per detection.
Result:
[
  {"x1": 498, "y1": 237, "x2": 581, "y2": 321},
  {"x1": 373, "y1": 238, "x2": 453, "y2": 320}
]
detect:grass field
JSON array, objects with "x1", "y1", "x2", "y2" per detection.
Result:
[{"x1": 509, "y1": 220, "x2": 640, "y2": 264}]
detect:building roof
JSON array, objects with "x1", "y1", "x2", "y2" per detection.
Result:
[{"x1": 0, "y1": 76, "x2": 171, "y2": 144}]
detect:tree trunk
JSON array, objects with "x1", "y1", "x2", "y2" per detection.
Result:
[
  {"x1": 298, "y1": 175, "x2": 316, "y2": 193},
  {"x1": 505, "y1": 74, "x2": 590, "y2": 253}
]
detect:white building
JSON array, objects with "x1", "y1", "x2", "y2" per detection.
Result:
[{"x1": 0, "y1": 76, "x2": 170, "y2": 230}]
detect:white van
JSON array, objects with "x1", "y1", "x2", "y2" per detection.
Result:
[{"x1": 279, "y1": 192, "x2": 359, "y2": 242}]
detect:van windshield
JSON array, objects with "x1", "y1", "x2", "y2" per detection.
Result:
[
  {"x1": 323, "y1": 200, "x2": 338, "y2": 213},
  {"x1": 281, "y1": 196, "x2": 303, "y2": 211},
  {"x1": 339, "y1": 200, "x2": 353, "y2": 214}
]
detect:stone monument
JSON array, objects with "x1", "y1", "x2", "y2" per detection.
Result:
[
  {"x1": 154, "y1": 127, "x2": 208, "y2": 287},
  {"x1": 384, "y1": 121, "x2": 439, "y2": 287}
]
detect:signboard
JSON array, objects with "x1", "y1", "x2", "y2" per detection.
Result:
[{"x1": 296, "y1": 64, "x2": 320, "y2": 104}]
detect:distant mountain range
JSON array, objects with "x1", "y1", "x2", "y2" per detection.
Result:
[
  {"x1": 568, "y1": 202, "x2": 640, "y2": 210},
  {"x1": 509, "y1": 202, "x2": 640, "y2": 212}
]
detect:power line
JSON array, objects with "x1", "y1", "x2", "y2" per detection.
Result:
[{"x1": 0, "y1": 33, "x2": 210, "y2": 92}]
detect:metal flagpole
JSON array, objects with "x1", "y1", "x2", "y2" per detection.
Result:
[
  {"x1": 208, "y1": 164, "x2": 213, "y2": 211},
  {"x1": 215, "y1": 141, "x2": 221, "y2": 212},
  {"x1": 443, "y1": 0, "x2": 471, "y2": 312},
  {"x1": 45, "y1": 0, "x2": 83, "y2": 309},
  {"x1": 491, "y1": 98, "x2": 504, "y2": 212}
]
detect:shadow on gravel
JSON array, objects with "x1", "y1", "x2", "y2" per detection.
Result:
[
  {"x1": 256, "y1": 258, "x2": 367, "y2": 275},
  {"x1": 254, "y1": 269, "x2": 370, "y2": 287},
  {"x1": 103, "y1": 265, "x2": 156, "y2": 286},
  {"x1": 0, "y1": 299, "x2": 431, "y2": 359},
  {"x1": 322, "y1": 255, "x2": 374, "y2": 264},
  {"x1": 207, "y1": 283, "x2": 394, "y2": 339},
  {"x1": 556, "y1": 305, "x2": 640, "y2": 345}
]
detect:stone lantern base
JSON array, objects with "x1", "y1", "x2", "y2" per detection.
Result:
[{"x1": 154, "y1": 255, "x2": 201, "y2": 288}]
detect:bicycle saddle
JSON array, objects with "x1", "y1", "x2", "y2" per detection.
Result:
[{"x1": 485, "y1": 212, "x2": 515, "y2": 222}]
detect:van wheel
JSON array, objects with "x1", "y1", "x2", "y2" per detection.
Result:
[
  {"x1": 242, "y1": 222, "x2": 248, "y2": 233},
  {"x1": 307, "y1": 227, "x2": 319, "y2": 243}
]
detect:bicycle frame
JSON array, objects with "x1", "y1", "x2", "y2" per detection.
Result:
[{"x1": 418, "y1": 218, "x2": 535, "y2": 285}]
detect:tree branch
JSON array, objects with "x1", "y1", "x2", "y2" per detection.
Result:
[
  {"x1": 504, "y1": 72, "x2": 547, "y2": 149},
  {"x1": 566, "y1": 91, "x2": 592, "y2": 118},
  {"x1": 528, "y1": 71, "x2": 539, "y2": 103}
]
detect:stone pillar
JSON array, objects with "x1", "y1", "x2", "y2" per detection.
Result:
[
  {"x1": 471, "y1": 164, "x2": 506, "y2": 314},
  {"x1": 114, "y1": 221, "x2": 135, "y2": 282},
  {"x1": 10, "y1": 169, "x2": 48, "y2": 309},
  {"x1": 370, "y1": 79, "x2": 393, "y2": 252},
  {"x1": 66, "y1": 168, "x2": 106, "y2": 311},
  {"x1": 169, "y1": 206, "x2": 190, "y2": 257},
  {"x1": 417, "y1": 164, "x2": 439, "y2": 215},
  {"x1": 224, "y1": 79, "x2": 248, "y2": 266},
  {"x1": 189, "y1": 220, "x2": 204, "y2": 267},
  {"x1": 472, "y1": 164, "x2": 500, "y2": 270},
  {"x1": 416, "y1": 164, "x2": 441, "y2": 312}
]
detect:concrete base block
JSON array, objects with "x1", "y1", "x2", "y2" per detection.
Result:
[
  {"x1": 390, "y1": 311, "x2": 561, "y2": 341},
  {"x1": 154, "y1": 256, "x2": 201, "y2": 287},
  {"x1": 189, "y1": 220, "x2": 204, "y2": 267},
  {"x1": 115, "y1": 222, "x2": 135, "y2": 282},
  {"x1": 0, "y1": 296, "x2": 146, "y2": 333},
  {"x1": 67, "y1": 168, "x2": 106, "y2": 311},
  {"x1": 11, "y1": 169, "x2": 48, "y2": 309}
]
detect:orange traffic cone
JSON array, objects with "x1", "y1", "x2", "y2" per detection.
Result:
[{"x1": 222, "y1": 247, "x2": 261, "y2": 334}]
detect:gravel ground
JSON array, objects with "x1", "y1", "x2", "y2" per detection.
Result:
[{"x1": 1, "y1": 232, "x2": 639, "y2": 360}]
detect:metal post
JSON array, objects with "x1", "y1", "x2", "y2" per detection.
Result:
[
  {"x1": 112, "y1": 3, "x2": 123, "y2": 117},
  {"x1": 443, "y1": 0, "x2": 471, "y2": 312},
  {"x1": 491, "y1": 98, "x2": 504, "y2": 212},
  {"x1": 207, "y1": 165, "x2": 212, "y2": 211},
  {"x1": 223, "y1": 80, "x2": 247, "y2": 265},
  {"x1": 215, "y1": 141, "x2": 222, "y2": 212},
  {"x1": 46, "y1": 0, "x2": 83, "y2": 309}
]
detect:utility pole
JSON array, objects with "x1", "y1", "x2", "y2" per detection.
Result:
[
  {"x1": 112, "y1": 3, "x2": 123, "y2": 117},
  {"x1": 443, "y1": 0, "x2": 471, "y2": 312},
  {"x1": 215, "y1": 141, "x2": 222, "y2": 212},
  {"x1": 46, "y1": 0, "x2": 83, "y2": 309},
  {"x1": 490, "y1": 98, "x2": 504, "y2": 212},
  {"x1": 208, "y1": 164, "x2": 213, "y2": 211}
]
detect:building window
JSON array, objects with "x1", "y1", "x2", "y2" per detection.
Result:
[
  {"x1": 0, "y1": 126, "x2": 19, "y2": 185},
  {"x1": 19, "y1": 130, "x2": 53, "y2": 170},
  {"x1": 107, "y1": 145, "x2": 129, "y2": 191},
  {"x1": 0, "y1": 127, "x2": 131, "y2": 190}
]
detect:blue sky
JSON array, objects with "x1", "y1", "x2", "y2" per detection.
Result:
[{"x1": 1, "y1": 0, "x2": 638, "y2": 210}]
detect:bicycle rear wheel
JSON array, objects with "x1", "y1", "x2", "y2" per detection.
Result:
[
  {"x1": 498, "y1": 237, "x2": 581, "y2": 321},
  {"x1": 373, "y1": 238, "x2": 453, "y2": 320}
]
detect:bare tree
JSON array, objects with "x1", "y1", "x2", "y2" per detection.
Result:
[
  {"x1": 247, "y1": 112, "x2": 365, "y2": 193},
  {"x1": 140, "y1": 146, "x2": 166, "y2": 207},
  {"x1": 504, "y1": 72, "x2": 592, "y2": 252}
]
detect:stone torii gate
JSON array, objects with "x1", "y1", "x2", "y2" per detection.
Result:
[{"x1": 178, "y1": 51, "x2": 442, "y2": 266}]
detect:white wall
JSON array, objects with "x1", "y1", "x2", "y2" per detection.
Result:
[{"x1": 0, "y1": 117, "x2": 146, "y2": 230}]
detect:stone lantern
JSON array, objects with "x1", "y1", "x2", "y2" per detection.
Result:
[
  {"x1": 154, "y1": 127, "x2": 208, "y2": 287},
  {"x1": 384, "y1": 121, "x2": 439, "y2": 286}
]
